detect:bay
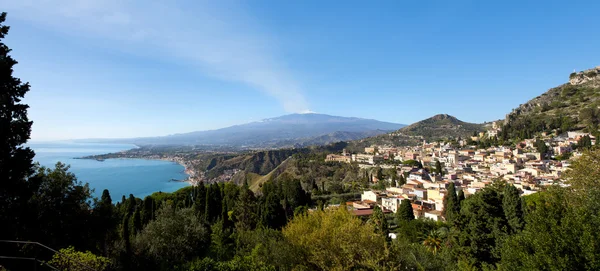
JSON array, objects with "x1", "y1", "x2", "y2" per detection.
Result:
[{"x1": 28, "y1": 142, "x2": 189, "y2": 200}]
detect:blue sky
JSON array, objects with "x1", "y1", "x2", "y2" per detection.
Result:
[{"x1": 3, "y1": 0, "x2": 599, "y2": 140}]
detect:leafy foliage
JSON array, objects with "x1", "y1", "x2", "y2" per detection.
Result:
[
  {"x1": 283, "y1": 207, "x2": 386, "y2": 270},
  {"x1": 133, "y1": 205, "x2": 210, "y2": 269},
  {"x1": 0, "y1": 11, "x2": 36, "y2": 254},
  {"x1": 396, "y1": 199, "x2": 415, "y2": 223},
  {"x1": 49, "y1": 246, "x2": 110, "y2": 271},
  {"x1": 442, "y1": 183, "x2": 459, "y2": 223}
]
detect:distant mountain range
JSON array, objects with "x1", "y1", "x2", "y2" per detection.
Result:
[{"x1": 82, "y1": 113, "x2": 405, "y2": 148}]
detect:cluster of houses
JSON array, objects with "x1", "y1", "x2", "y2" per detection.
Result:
[{"x1": 329, "y1": 128, "x2": 596, "y2": 221}]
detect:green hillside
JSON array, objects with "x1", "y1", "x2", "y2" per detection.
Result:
[
  {"x1": 398, "y1": 114, "x2": 484, "y2": 140},
  {"x1": 346, "y1": 114, "x2": 483, "y2": 151},
  {"x1": 500, "y1": 66, "x2": 600, "y2": 141}
]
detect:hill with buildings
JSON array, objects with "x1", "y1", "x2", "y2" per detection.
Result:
[{"x1": 346, "y1": 114, "x2": 484, "y2": 151}]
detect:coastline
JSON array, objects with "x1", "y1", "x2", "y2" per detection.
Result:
[
  {"x1": 75, "y1": 144, "x2": 201, "y2": 187},
  {"x1": 156, "y1": 157, "x2": 200, "y2": 187},
  {"x1": 78, "y1": 156, "x2": 199, "y2": 187}
]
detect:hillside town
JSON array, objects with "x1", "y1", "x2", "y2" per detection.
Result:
[{"x1": 325, "y1": 124, "x2": 596, "y2": 221}]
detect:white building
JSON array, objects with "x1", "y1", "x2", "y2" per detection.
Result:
[{"x1": 381, "y1": 197, "x2": 402, "y2": 213}]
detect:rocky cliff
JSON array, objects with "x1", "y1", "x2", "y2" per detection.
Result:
[{"x1": 569, "y1": 66, "x2": 600, "y2": 87}]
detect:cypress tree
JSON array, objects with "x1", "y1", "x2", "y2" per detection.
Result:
[
  {"x1": 126, "y1": 194, "x2": 136, "y2": 214},
  {"x1": 233, "y1": 186, "x2": 258, "y2": 231},
  {"x1": 577, "y1": 135, "x2": 592, "y2": 150},
  {"x1": 503, "y1": 184, "x2": 524, "y2": 233},
  {"x1": 458, "y1": 189, "x2": 465, "y2": 205},
  {"x1": 0, "y1": 12, "x2": 35, "y2": 241},
  {"x1": 443, "y1": 183, "x2": 459, "y2": 223},
  {"x1": 398, "y1": 174, "x2": 406, "y2": 186},
  {"x1": 455, "y1": 187, "x2": 507, "y2": 267},
  {"x1": 221, "y1": 197, "x2": 233, "y2": 230},
  {"x1": 435, "y1": 160, "x2": 443, "y2": 175},
  {"x1": 131, "y1": 207, "x2": 142, "y2": 235},
  {"x1": 121, "y1": 213, "x2": 132, "y2": 268},
  {"x1": 193, "y1": 184, "x2": 206, "y2": 216},
  {"x1": 397, "y1": 199, "x2": 415, "y2": 223},
  {"x1": 259, "y1": 181, "x2": 286, "y2": 229},
  {"x1": 371, "y1": 205, "x2": 389, "y2": 236},
  {"x1": 141, "y1": 196, "x2": 155, "y2": 225},
  {"x1": 205, "y1": 184, "x2": 222, "y2": 222},
  {"x1": 94, "y1": 189, "x2": 116, "y2": 254}
]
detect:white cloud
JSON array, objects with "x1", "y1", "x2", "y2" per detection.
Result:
[{"x1": 2, "y1": 0, "x2": 310, "y2": 112}]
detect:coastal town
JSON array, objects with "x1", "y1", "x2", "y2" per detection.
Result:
[{"x1": 325, "y1": 123, "x2": 596, "y2": 221}]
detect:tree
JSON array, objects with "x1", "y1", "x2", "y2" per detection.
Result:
[
  {"x1": 535, "y1": 139, "x2": 549, "y2": 157},
  {"x1": 133, "y1": 205, "x2": 209, "y2": 268},
  {"x1": 283, "y1": 207, "x2": 386, "y2": 270},
  {"x1": 435, "y1": 160, "x2": 443, "y2": 175},
  {"x1": 209, "y1": 219, "x2": 233, "y2": 261},
  {"x1": 369, "y1": 205, "x2": 389, "y2": 237},
  {"x1": 501, "y1": 150, "x2": 600, "y2": 270},
  {"x1": 579, "y1": 107, "x2": 600, "y2": 130},
  {"x1": 282, "y1": 178, "x2": 309, "y2": 218},
  {"x1": 0, "y1": 11, "x2": 35, "y2": 245},
  {"x1": 397, "y1": 199, "x2": 415, "y2": 223},
  {"x1": 422, "y1": 230, "x2": 443, "y2": 254},
  {"x1": 126, "y1": 194, "x2": 136, "y2": 215},
  {"x1": 204, "y1": 183, "x2": 222, "y2": 222},
  {"x1": 577, "y1": 135, "x2": 592, "y2": 150},
  {"x1": 563, "y1": 148, "x2": 600, "y2": 204},
  {"x1": 26, "y1": 163, "x2": 94, "y2": 250},
  {"x1": 258, "y1": 181, "x2": 286, "y2": 229},
  {"x1": 453, "y1": 187, "x2": 507, "y2": 268},
  {"x1": 397, "y1": 174, "x2": 406, "y2": 186},
  {"x1": 93, "y1": 189, "x2": 117, "y2": 254},
  {"x1": 443, "y1": 183, "x2": 459, "y2": 223},
  {"x1": 503, "y1": 184, "x2": 524, "y2": 233},
  {"x1": 500, "y1": 187, "x2": 599, "y2": 270},
  {"x1": 131, "y1": 207, "x2": 143, "y2": 235},
  {"x1": 457, "y1": 189, "x2": 465, "y2": 205},
  {"x1": 233, "y1": 186, "x2": 258, "y2": 231},
  {"x1": 403, "y1": 160, "x2": 423, "y2": 168},
  {"x1": 191, "y1": 184, "x2": 206, "y2": 216},
  {"x1": 120, "y1": 213, "x2": 132, "y2": 269},
  {"x1": 49, "y1": 246, "x2": 110, "y2": 271},
  {"x1": 141, "y1": 196, "x2": 155, "y2": 225}
]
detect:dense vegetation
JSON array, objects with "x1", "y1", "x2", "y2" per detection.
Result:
[{"x1": 501, "y1": 79, "x2": 600, "y2": 142}]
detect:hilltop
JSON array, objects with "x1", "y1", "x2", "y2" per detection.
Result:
[
  {"x1": 397, "y1": 114, "x2": 484, "y2": 140},
  {"x1": 501, "y1": 66, "x2": 600, "y2": 140},
  {"x1": 346, "y1": 114, "x2": 484, "y2": 151}
]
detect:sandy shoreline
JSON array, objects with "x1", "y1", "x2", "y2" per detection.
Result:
[{"x1": 156, "y1": 158, "x2": 199, "y2": 186}]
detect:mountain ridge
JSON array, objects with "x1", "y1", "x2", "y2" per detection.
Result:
[{"x1": 77, "y1": 113, "x2": 406, "y2": 148}]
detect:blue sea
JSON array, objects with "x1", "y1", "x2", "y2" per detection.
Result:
[{"x1": 28, "y1": 142, "x2": 189, "y2": 200}]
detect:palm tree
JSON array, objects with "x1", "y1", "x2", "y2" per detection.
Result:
[{"x1": 422, "y1": 230, "x2": 443, "y2": 254}]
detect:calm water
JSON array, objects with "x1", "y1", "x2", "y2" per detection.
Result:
[{"x1": 29, "y1": 142, "x2": 189, "y2": 200}]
